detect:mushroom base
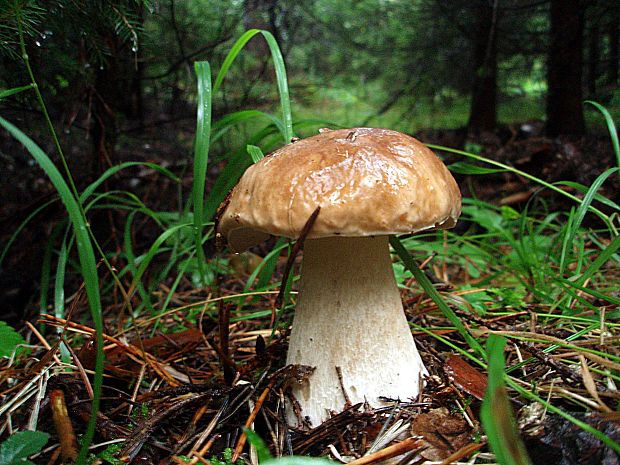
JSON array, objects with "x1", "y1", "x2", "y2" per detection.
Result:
[{"x1": 286, "y1": 236, "x2": 426, "y2": 427}]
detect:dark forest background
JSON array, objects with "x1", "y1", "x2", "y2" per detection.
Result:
[
  {"x1": 1, "y1": 0, "x2": 619, "y2": 322},
  {"x1": 2, "y1": 0, "x2": 619, "y2": 163}
]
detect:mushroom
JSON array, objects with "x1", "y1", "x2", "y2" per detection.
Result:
[{"x1": 217, "y1": 128, "x2": 461, "y2": 426}]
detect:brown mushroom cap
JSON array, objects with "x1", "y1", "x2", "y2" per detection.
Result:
[{"x1": 218, "y1": 127, "x2": 461, "y2": 251}]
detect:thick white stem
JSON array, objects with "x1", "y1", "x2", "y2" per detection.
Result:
[{"x1": 286, "y1": 236, "x2": 426, "y2": 426}]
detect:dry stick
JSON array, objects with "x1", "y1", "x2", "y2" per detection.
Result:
[
  {"x1": 272, "y1": 206, "x2": 321, "y2": 326},
  {"x1": 50, "y1": 389, "x2": 79, "y2": 463},
  {"x1": 117, "y1": 290, "x2": 283, "y2": 335},
  {"x1": 26, "y1": 366, "x2": 47, "y2": 431},
  {"x1": 189, "y1": 399, "x2": 229, "y2": 460},
  {"x1": 187, "y1": 433, "x2": 220, "y2": 465},
  {"x1": 215, "y1": 206, "x2": 235, "y2": 383},
  {"x1": 485, "y1": 330, "x2": 620, "y2": 371},
  {"x1": 218, "y1": 299, "x2": 236, "y2": 385},
  {"x1": 128, "y1": 364, "x2": 147, "y2": 417},
  {"x1": 40, "y1": 314, "x2": 179, "y2": 385},
  {"x1": 347, "y1": 437, "x2": 423, "y2": 465},
  {"x1": 206, "y1": 336, "x2": 237, "y2": 375},
  {"x1": 62, "y1": 336, "x2": 94, "y2": 399},
  {"x1": 24, "y1": 321, "x2": 62, "y2": 365},
  {"x1": 231, "y1": 381, "x2": 276, "y2": 462},
  {"x1": 513, "y1": 339, "x2": 581, "y2": 384},
  {"x1": 437, "y1": 442, "x2": 485, "y2": 465},
  {"x1": 335, "y1": 366, "x2": 351, "y2": 407}
]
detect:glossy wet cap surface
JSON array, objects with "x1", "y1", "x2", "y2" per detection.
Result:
[{"x1": 218, "y1": 127, "x2": 461, "y2": 251}]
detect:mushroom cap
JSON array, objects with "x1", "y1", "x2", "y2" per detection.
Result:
[{"x1": 218, "y1": 127, "x2": 461, "y2": 251}]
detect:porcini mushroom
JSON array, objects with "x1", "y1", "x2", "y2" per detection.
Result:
[{"x1": 218, "y1": 128, "x2": 461, "y2": 426}]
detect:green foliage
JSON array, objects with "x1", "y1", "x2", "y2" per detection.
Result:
[
  {"x1": 0, "y1": 116, "x2": 104, "y2": 465},
  {"x1": 209, "y1": 447, "x2": 244, "y2": 465},
  {"x1": 586, "y1": 101, "x2": 620, "y2": 174},
  {"x1": 0, "y1": 28, "x2": 295, "y2": 464},
  {"x1": 95, "y1": 443, "x2": 125, "y2": 465},
  {"x1": 247, "y1": 144, "x2": 265, "y2": 163},
  {"x1": 453, "y1": 286, "x2": 493, "y2": 315},
  {"x1": 390, "y1": 236, "x2": 485, "y2": 357},
  {"x1": 0, "y1": 430, "x2": 49, "y2": 465},
  {"x1": 1, "y1": 0, "x2": 149, "y2": 108},
  {"x1": 0, "y1": 0, "x2": 44, "y2": 58},
  {"x1": 481, "y1": 335, "x2": 532, "y2": 465},
  {"x1": 180, "y1": 256, "x2": 230, "y2": 288},
  {"x1": 396, "y1": 104, "x2": 620, "y2": 456},
  {"x1": 192, "y1": 60, "x2": 213, "y2": 287},
  {"x1": 0, "y1": 321, "x2": 26, "y2": 358}
]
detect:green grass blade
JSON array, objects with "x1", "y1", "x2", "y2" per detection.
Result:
[
  {"x1": 572, "y1": 233, "x2": 620, "y2": 287},
  {"x1": 559, "y1": 167, "x2": 619, "y2": 275},
  {"x1": 79, "y1": 162, "x2": 179, "y2": 203},
  {"x1": 428, "y1": 144, "x2": 614, "y2": 231},
  {"x1": 239, "y1": 240, "x2": 288, "y2": 307},
  {"x1": 213, "y1": 29, "x2": 293, "y2": 143},
  {"x1": 151, "y1": 250, "x2": 196, "y2": 335},
  {"x1": 568, "y1": 167, "x2": 618, "y2": 237},
  {"x1": 247, "y1": 144, "x2": 265, "y2": 163},
  {"x1": 554, "y1": 181, "x2": 620, "y2": 211},
  {"x1": 0, "y1": 198, "x2": 57, "y2": 269},
  {"x1": 39, "y1": 222, "x2": 64, "y2": 316},
  {"x1": 585, "y1": 101, "x2": 620, "y2": 172},
  {"x1": 213, "y1": 29, "x2": 263, "y2": 95},
  {"x1": 0, "y1": 84, "x2": 34, "y2": 99},
  {"x1": 389, "y1": 236, "x2": 484, "y2": 356},
  {"x1": 481, "y1": 335, "x2": 532, "y2": 465},
  {"x1": 192, "y1": 61, "x2": 212, "y2": 287},
  {"x1": 211, "y1": 110, "x2": 285, "y2": 144},
  {"x1": 204, "y1": 125, "x2": 281, "y2": 220},
  {"x1": 53, "y1": 233, "x2": 69, "y2": 320},
  {"x1": 243, "y1": 428, "x2": 273, "y2": 463},
  {"x1": 129, "y1": 223, "x2": 192, "y2": 294},
  {"x1": 259, "y1": 30, "x2": 293, "y2": 142},
  {"x1": 123, "y1": 211, "x2": 154, "y2": 312},
  {"x1": 557, "y1": 276, "x2": 620, "y2": 306},
  {"x1": 53, "y1": 233, "x2": 73, "y2": 361},
  {"x1": 255, "y1": 239, "x2": 287, "y2": 289},
  {"x1": 448, "y1": 161, "x2": 507, "y2": 175},
  {"x1": 507, "y1": 378, "x2": 620, "y2": 454},
  {"x1": 0, "y1": 116, "x2": 103, "y2": 465}
]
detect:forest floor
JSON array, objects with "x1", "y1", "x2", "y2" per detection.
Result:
[{"x1": 1, "y1": 114, "x2": 619, "y2": 464}]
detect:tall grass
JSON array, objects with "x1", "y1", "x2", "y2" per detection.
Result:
[
  {"x1": 397, "y1": 100, "x2": 620, "y2": 458},
  {"x1": 0, "y1": 116, "x2": 104, "y2": 465},
  {"x1": 0, "y1": 27, "x2": 295, "y2": 464}
]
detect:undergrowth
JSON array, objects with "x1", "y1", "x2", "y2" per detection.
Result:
[{"x1": 1, "y1": 22, "x2": 619, "y2": 465}]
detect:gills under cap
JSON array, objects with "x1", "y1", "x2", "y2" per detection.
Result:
[{"x1": 218, "y1": 127, "x2": 461, "y2": 251}]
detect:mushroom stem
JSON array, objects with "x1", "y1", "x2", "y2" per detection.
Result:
[{"x1": 286, "y1": 235, "x2": 426, "y2": 426}]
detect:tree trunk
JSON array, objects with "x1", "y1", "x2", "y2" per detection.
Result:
[
  {"x1": 243, "y1": 0, "x2": 278, "y2": 56},
  {"x1": 91, "y1": 64, "x2": 119, "y2": 179},
  {"x1": 467, "y1": 0, "x2": 498, "y2": 135},
  {"x1": 546, "y1": 0, "x2": 585, "y2": 136},
  {"x1": 587, "y1": 23, "x2": 598, "y2": 96}
]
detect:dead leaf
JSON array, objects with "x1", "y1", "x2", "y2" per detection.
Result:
[
  {"x1": 411, "y1": 408, "x2": 474, "y2": 461},
  {"x1": 444, "y1": 354, "x2": 487, "y2": 400}
]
